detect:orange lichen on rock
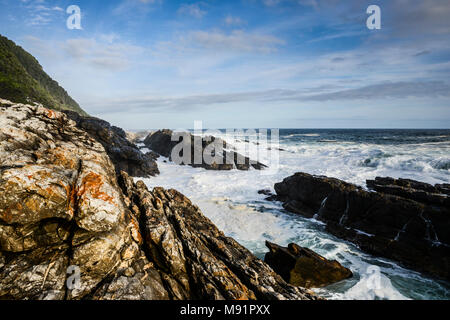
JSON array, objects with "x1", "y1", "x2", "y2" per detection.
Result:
[
  {"x1": 0, "y1": 203, "x2": 23, "y2": 224},
  {"x1": 45, "y1": 108, "x2": 56, "y2": 119},
  {"x1": 50, "y1": 148, "x2": 77, "y2": 168},
  {"x1": 78, "y1": 172, "x2": 115, "y2": 205},
  {"x1": 129, "y1": 217, "x2": 143, "y2": 244}
]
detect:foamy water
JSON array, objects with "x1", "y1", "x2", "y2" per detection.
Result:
[{"x1": 137, "y1": 129, "x2": 450, "y2": 300}]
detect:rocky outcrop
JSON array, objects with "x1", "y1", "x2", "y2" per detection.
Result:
[
  {"x1": 264, "y1": 242, "x2": 352, "y2": 288},
  {"x1": 63, "y1": 110, "x2": 159, "y2": 178},
  {"x1": 125, "y1": 131, "x2": 151, "y2": 145},
  {"x1": 117, "y1": 172, "x2": 316, "y2": 300},
  {"x1": 366, "y1": 177, "x2": 450, "y2": 207},
  {"x1": 143, "y1": 129, "x2": 266, "y2": 170},
  {"x1": 0, "y1": 99, "x2": 315, "y2": 300},
  {"x1": 271, "y1": 172, "x2": 450, "y2": 280}
]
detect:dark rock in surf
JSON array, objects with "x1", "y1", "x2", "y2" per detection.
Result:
[
  {"x1": 258, "y1": 189, "x2": 273, "y2": 196},
  {"x1": 143, "y1": 129, "x2": 266, "y2": 171},
  {"x1": 271, "y1": 172, "x2": 450, "y2": 280},
  {"x1": 264, "y1": 241, "x2": 352, "y2": 288},
  {"x1": 366, "y1": 177, "x2": 450, "y2": 207}
]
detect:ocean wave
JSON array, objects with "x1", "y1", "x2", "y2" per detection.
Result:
[{"x1": 431, "y1": 158, "x2": 450, "y2": 170}]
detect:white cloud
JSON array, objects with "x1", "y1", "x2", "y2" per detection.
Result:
[
  {"x1": 63, "y1": 38, "x2": 144, "y2": 71},
  {"x1": 85, "y1": 80, "x2": 450, "y2": 114},
  {"x1": 178, "y1": 3, "x2": 206, "y2": 18},
  {"x1": 224, "y1": 15, "x2": 245, "y2": 26},
  {"x1": 187, "y1": 30, "x2": 285, "y2": 53},
  {"x1": 23, "y1": 1, "x2": 65, "y2": 26},
  {"x1": 262, "y1": 0, "x2": 281, "y2": 6}
]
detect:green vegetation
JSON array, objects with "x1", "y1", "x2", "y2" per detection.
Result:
[{"x1": 0, "y1": 34, "x2": 87, "y2": 115}]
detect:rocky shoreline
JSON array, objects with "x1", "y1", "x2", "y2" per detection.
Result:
[
  {"x1": 1, "y1": 98, "x2": 449, "y2": 300},
  {"x1": 0, "y1": 99, "x2": 316, "y2": 300},
  {"x1": 269, "y1": 172, "x2": 450, "y2": 281}
]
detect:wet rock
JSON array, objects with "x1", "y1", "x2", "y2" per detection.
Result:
[
  {"x1": 264, "y1": 242, "x2": 352, "y2": 288},
  {"x1": 63, "y1": 110, "x2": 158, "y2": 178},
  {"x1": 258, "y1": 189, "x2": 273, "y2": 196},
  {"x1": 143, "y1": 129, "x2": 266, "y2": 170},
  {"x1": 118, "y1": 172, "x2": 317, "y2": 300},
  {"x1": 0, "y1": 99, "x2": 316, "y2": 300},
  {"x1": 367, "y1": 177, "x2": 450, "y2": 207},
  {"x1": 272, "y1": 172, "x2": 450, "y2": 280}
]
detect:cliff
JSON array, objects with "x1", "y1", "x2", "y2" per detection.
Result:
[{"x1": 0, "y1": 35, "x2": 87, "y2": 116}]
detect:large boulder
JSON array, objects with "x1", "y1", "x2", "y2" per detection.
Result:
[
  {"x1": 0, "y1": 99, "x2": 316, "y2": 300},
  {"x1": 271, "y1": 172, "x2": 450, "y2": 280},
  {"x1": 63, "y1": 110, "x2": 158, "y2": 178},
  {"x1": 144, "y1": 129, "x2": 266, "y2": 170},
  {"x1": 264, "y1": 242, "x2": 352, "y2": 288}
]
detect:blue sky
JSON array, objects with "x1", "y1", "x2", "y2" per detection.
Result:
[{"x1": 1, "y1": 0, "x2": 450, "y2": 129}]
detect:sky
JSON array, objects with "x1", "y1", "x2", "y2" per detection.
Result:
[{"x1": 1, "y1": 0, "x2": 450, "y2": 129}]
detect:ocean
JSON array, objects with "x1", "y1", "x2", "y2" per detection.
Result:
[{"x1": 137, "y1": 129, "x2": 450, "y2": 300}]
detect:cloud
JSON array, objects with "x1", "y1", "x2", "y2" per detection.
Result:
[
  {"x1": 178, "y1": 3, "x2": 206, "y2": 18},
  {"x1": 23, "y1": 1, "x2": 65, "y2": 25},
  {"x1": 389, "y1": 0, "x2": 450, "y2": 36},
  {"x1": 187, "y1": 30, "x2": 285, "y2": 53},
  {"x1": 414, "y1": 50, "x2": 431, "y2": 57},
  {"x1": 112, "y1": 0, "x2": 161, "y2": 15},
  {"x1": 300, "y1": 81, "x2": 450, "y2": 101},
  {"x1": 262, "y1": 0, "x2": 281, "y2": 6},
  {"x1": 87, "y1": 81, "x2": 450, "y2": 114},
  {"x1": 224, "y1": 15, "x2": 245, "y2": 26},
  {"x1": 62, "y1": 37, "x2": 144, "y2": 71}
]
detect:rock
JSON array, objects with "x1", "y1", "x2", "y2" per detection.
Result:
[
  {"x1": 258, "y1": 189, "x2": 273, "y2": 196},
  {"x1": 0, "y1": 99, "x2": 135, "y2": 299},
  {"x1": 143, "y1": 129, "x2": 266, "y2": 170},
  {"x1": 125, "y1": 131, "x2": 151, "y2": 144},
  {"x1": 0, "y1": 99, "x2": 316, "y2": 300},
  {"x1": 366, "y1": 177, "x2": 450, "y2": 207},
  {"x1": 272, "y1": 172, "x2": 450, "y2": 280},
  {"x1": 63, "y1": 110, "x2": 158, "y2": 178},
  {"x1": 118, "y1": 172, "x2": 317, "y2": 300},
  {"x1": 264, "y1": 242, "x2": 352, "y2": 288}
]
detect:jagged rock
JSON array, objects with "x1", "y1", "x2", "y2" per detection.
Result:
[
  {"x1": 0, "y1": 99, "x2": 136, "y2": 299},
  {"x1": 271, "y1": 172, "x2": 450, "y2": 280},
  {"x1": 125, "y1": 131, "x2": 151, "y2": 144},
  {"x1": 143, "y1": 129, "x2": 266, "y2": 170},
  {"x1": 367, "y1": 177, "x2": 450, "y2": 207},
  {"x1": 264, "y1": 242, "x2": 352, "y2": 288},
  {"x1": 118, "y1": 172, "x2": 317, "y2": 300},
  {"x1": 0, "y1": 99, "x2": 316, "y2": 300},
  {"x1": 63, "y1": 110, "x2": 158, "y2": 178}
]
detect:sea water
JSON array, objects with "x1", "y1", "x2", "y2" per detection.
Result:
[{"x1": 138, "y1": 129, "x2": 450, "y2": 300}]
